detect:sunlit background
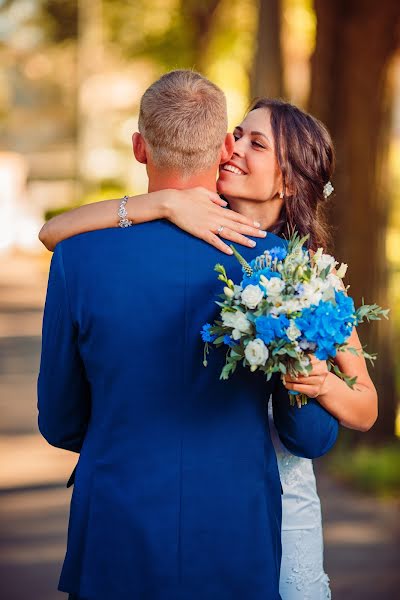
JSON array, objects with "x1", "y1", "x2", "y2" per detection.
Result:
[{"x1": 0, "y1": 1, "x2": 399, "y2": 599}]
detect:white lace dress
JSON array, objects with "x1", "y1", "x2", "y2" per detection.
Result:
[{"x1": 268, "y1": 402, "x2": 331, "y2": 599}]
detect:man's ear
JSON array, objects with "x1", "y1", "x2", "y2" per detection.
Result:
[
  {"x1": 219, "y1": 133, "x2": 235, "y2": 165},
  {"x1": 132, "y1": 132, "x2": 147, "y2": 164}
]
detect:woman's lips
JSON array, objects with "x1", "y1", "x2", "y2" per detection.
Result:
[{"x1": 221, "y1": 163, "x2": 246, "y2": 175}]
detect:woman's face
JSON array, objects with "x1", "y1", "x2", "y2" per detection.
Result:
[{"x1": 217, "y1": 108, "x2": 283, "y2": 202}]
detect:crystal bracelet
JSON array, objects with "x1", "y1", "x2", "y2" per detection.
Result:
[{"x1": 118, "y1": 195, "x2": 133, "y2": 228}]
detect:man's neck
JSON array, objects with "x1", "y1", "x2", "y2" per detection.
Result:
[{"x1": 147, "y1": 169, "x2": 218, "y2": 193}]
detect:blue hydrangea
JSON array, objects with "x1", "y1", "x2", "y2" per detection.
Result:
[
  {"x1": 269, "y1": 246, "x2": 288, "y2": 261},
  {"x1": 201, "y1": 323, "x2": 217, "y2": 342},
  {"x1": 223, "y1": 335, "x2": 236, "y2": 347},
  {"x1": 295, "y1": 291, "x2": 356, "y2": 360},
  {"x1": 255, "y1": 314, "x2": 290, "y2": 345}
]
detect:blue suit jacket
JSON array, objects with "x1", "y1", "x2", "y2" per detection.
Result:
[{"x1": 38, "y1": 222, "x2": 338, "y2": 600}]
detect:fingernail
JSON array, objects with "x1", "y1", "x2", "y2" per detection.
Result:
[
  {"x1": 261, "y1": 230, "x2": 267, "y2": 237},
  {"x1": 250, "y1": 240, "x2": 256, "y2": 247},
  {"x1": 227, "y1": 248, "x2": 233, "y2": 255}
]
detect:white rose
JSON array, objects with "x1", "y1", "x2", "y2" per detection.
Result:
[
  {"x1": 222, "y1": 310, "x2": 252, "y2": 340},
  {"x1": 241, "y1": 285, "x2": 264, "y2": 309},
  {"x1": 260, "y1": 276, "x2": 285, "y2": 298},
  {"x1": 285, "y1": 319, "x2": 301, "y2": 341},
  {"x1": 245, "y1": 339, "x2": 269, "y2": 367}
]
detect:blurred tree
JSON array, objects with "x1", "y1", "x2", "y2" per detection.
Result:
[
  {"x1": 309, "y1": 0, "x2": 400, "y2": 442},
  {"x1": 251, "y1": 0, "x2": 284, "y2": 98},
  {"x1": 102, "y1": 0, "x2": 223, "y2": 72}
]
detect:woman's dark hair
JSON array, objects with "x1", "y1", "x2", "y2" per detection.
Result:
[{"x1": 249, "y1": 98, "x2": 335, "y2": 251}]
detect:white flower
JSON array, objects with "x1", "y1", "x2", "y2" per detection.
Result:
[
  {"x1": 326, "y1": 273, "x2": 343, "y2": 292},
  {"x1": 316, "y1": 253, "x2": 337, "y2": 273},
  {"x1": 245, "y1": 339, "x2": 269, "y2": 367},
  {"x1": 260, "y1": 276, "x2": 285, "y2": 298},
  {"x1": 285, "y1": 319, "x2": 301, "y2": 341},
  {"x1": 336, "y1": 263, "x2": 348, "y2": 279},
  {"x1": 241, "y1": 285, "x2": 264, "y2": 309},
  {"x1": 222, "y1": 310, "x2": 252, "y2": 340},
  {"x1": 275, "y1": 297, "x2": 305, "y2": 314},
  {"x1": 233, "y1": 284, "x2": 243, "y2": 298},
  {"x1": 224, "y1": 286, "x2": 235, "y2": 298}
]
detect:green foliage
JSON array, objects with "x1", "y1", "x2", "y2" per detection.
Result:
[
  {"x1": 229, "y1": 244, "x2": 253, "y2": 275},
  {"x1": 356, "y1": 302, "x2": 390, "y2": 324},
  {"x1": 327, "y1": 443, "x2": 400, "y2": 498}
]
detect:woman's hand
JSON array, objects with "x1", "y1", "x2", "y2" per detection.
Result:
[
  {"x1": 283, "y1": 356, "x2": 331, "y2": 405},
  {"x1": 163, "y1": 187, "x2": 267, "y2": 254}
]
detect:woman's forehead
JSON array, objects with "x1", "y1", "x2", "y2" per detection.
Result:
[{"x1": 237, "y1": 108, "x2": 271, "y2": 132}]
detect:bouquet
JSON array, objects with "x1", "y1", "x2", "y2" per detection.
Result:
[{"x1": 201, "y1": 232, "x2": 389, "y2": 406}]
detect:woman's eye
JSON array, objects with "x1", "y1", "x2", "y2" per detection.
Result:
[
  {"x1": 252, "y1": 141, "x2": 265, "y2": 149},
  {"x1": 233, "y1": 134, "x2": 240, "y2": 141}
]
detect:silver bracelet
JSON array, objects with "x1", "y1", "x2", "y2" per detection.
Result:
[{"x1": 118, "y1": 195, "x2": 133, "y2": 228}]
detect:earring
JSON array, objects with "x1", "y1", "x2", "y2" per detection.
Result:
[{"x1": 279, "y1": 191, "x2": 284, "y2": 199}]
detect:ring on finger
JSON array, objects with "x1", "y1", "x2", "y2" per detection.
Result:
[{"x1": 216, "y1": 225, "x2": 224, "y2": 235}]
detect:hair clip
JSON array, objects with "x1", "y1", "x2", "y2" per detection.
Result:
[{"x1": 323, "y1": 181, "x2": 334, "y2": 199}]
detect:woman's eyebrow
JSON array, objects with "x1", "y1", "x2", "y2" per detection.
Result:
[{"x1": 234, "y1": 126, "x2": 271, "y2": 143}]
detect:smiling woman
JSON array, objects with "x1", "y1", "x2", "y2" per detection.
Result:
[{"x1": 219, "y1": 99, "x2": 334, "y2": 252}]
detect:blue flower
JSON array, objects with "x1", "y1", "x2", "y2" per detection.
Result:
[
  {"x1": 223, "y1": 335, "x2": 236, "y2": 347},
  {"x1": 201, "y1": 323, "x2": 217, "y2": 342},
  {"x1": 294, "y1": 293, "x2": 356, "y2": 359},
  {"x1": 269, "y1": 246, "x2": 287, "y2": 261},
  {"x1": 255, "y1": 314, "x2": 290, "y2": 345}
]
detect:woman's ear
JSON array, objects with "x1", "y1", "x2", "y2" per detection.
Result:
[
  {"x1": 219, "y1": 133, "x2": 235, "y2": 165},
  {"x1": 132, "y1": 132, "x2": 147, "y2": 164}
]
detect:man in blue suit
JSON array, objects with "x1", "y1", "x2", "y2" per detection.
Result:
[{"x1": 38, "y1": 70, "x2": 338, "y2": 600}]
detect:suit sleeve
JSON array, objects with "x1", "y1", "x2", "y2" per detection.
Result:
[
  {"x1": 37, "y1": 244, "x2": 91, "y2": 453},
  {"x1": 271, "y1": 375, "x2": 339, "y2": 459}
]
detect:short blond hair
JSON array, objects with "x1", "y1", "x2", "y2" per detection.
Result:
[{"x1": 138, "y1": 70, "x2": 227, "y2": 175}]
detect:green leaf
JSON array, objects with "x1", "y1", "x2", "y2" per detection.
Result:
[{"x1": 229, "y1": 244, "x2": 253, "y2": 276}]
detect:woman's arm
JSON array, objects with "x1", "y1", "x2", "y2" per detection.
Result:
[
  {"x1": 39, "y1": 188, "x2": 266, "y2": 253},
  {"x1": 283, "y1": 327, "x2": 378, "y2": 432}
]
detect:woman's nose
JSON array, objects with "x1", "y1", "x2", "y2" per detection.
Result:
[{"x1": 233, "y1": 138, "x2": 246, "y2": 157}]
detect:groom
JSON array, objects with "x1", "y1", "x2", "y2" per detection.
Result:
[{"x1": 38, "y1": 70, "x2": 338, "y2": 600}]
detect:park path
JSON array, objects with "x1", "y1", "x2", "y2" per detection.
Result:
[{"x1": 0, "y1": 252, "x2": 398, "y2": 600}]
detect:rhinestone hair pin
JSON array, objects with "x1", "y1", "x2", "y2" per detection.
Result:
[{"x1": 323, "y1": 181, "x2": 334, "y2": 199}]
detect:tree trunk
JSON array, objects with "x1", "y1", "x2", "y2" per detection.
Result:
[
  {"x1": 251, "y1": 0, "x2": 283, "y2": 99},
  {"x1": 309, "y1": 0, "x2": 400, "y2": 442},
  {"x1": 181, "y1": 0, "x2": 224, "y2": 74}
]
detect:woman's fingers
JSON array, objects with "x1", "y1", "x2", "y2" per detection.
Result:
[
  {"x1": 226, "y1": 210, "x2": 262, "y2": 229},
  {"x1": 219, "y1": 227, "x2": 259, "y2": 249},
  {"x1": 206, "y1": 232, "x2": 234, "y2": 255},
  {"x1": 285, "y1": 375, "x2": 325, "y2": 386},
  {"x1": 223, "y1": 220, "x2": 267, "y2": 239},
  {"x1": 210, "y1": 196, "x2": 228, "y2": 207}
]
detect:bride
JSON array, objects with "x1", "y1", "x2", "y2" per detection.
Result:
[{"x1": 40, "y1": 97, "x2": 378, "y2": 599}]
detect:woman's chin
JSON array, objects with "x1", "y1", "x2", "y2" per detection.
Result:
[{"x1": 217, "y1": 177, "x2": 243, "y2": 198}]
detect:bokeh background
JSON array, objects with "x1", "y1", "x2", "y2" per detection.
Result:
[{"x1": 0, "y1": 1, "x2": 399, "y2": 598}]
